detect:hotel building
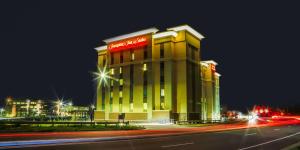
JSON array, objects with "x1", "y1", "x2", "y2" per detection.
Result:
[{"x1": 94, "y1": 25, "x2": 221, "y2": 122}]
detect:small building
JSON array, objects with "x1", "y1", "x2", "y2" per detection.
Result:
[{"x1": 4, "y1": 97, "x2": 89, "y2": 120}]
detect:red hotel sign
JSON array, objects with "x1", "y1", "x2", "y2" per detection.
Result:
[{"x1": 108, "y1": 36, "x2": 148, "y2": 52}]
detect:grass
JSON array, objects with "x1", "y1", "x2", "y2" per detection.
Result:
[{"x1": 0, "y1": 124, "x2": 144, "y2": 133}]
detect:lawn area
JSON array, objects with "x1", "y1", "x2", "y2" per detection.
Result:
[{"x1": 0, "y1": 124, "x2": 144, "y2": 133}]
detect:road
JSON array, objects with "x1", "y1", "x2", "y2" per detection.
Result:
[
  {"x1": 5, "y1": 124, "x2": 300, "y2": 150},
  {"x1": 1, "y1": 117, "x2": 300, "y2": 150}
]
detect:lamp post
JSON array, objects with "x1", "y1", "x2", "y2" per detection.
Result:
[{"x1": 89, "y1": 104, "x2": 95, "y2": 122}]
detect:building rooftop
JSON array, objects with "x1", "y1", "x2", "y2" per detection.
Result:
[
  {"x1": 103, "y1": 28, "x2": 159, "y2": 43},
  {"x1": 95, "y1": 25, "x2": 205, "y2": 51},
  {"x1": 201, "y1": 60, "x2": 218, "y2": 65},
  {"x1": 167, "y1": 24, "x2": 205, "y2": 40}
]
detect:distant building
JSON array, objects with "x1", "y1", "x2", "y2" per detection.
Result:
[
  {"x1": 94, "y1": 25, "x2": 221, "y2": 122},
  {"x1": 4, "y1": 97, "x2": 89, "y2": 120},
  {"x1": 5, "y1": 98, "x2": 52, "y2": 117}
]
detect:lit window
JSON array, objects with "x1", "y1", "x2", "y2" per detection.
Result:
[
  {"x1": 161, "y1": 89, "x2": 165, "y2": 97},
  {"x1": 119, "y1": 67, "x2": 122, "y2": 74},
  {"x1": 119, "y1": 91, "x2": 123, "y2": 98},
  {"x1": 119, "y1": 79, "x2": 123, "y2": 86},
  {"x1": 110, "y1": 92, "x2": 113, "y2": 97},
  {"x1": 143, "y1": 63, "x2": 147, "y2": 71},
  {"x1": 131, "y1": 53, "x2": 135, "y2": 60},
  {"x1": 110, "y1": 80, "x2": 114, "y2": 86},
  {"x1": 130, "y1": 103, "x2": 134, "y2": 111},
  {"x1": 119, "y1": 103, "x2": 122, "y2": 112},
  {"x1": 161, "y1": 102, "x2": 165, "y2": 109},
  {"x1": 110, "y1": 68, "x2": 114, "y2": 75},
  {"x1": 143, "y1": 103, "x2": 147, "y2": 111}
]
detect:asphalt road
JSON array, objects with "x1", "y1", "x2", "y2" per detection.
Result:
[{"x1": 7, "y1": 124, "x2": 300, "y2": 150}]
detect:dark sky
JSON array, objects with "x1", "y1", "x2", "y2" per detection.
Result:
[{"x1": 1, "y1": 1, "x2": 300, "y2": 111}]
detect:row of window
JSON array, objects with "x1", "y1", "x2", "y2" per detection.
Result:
[
  {"x1": 102, "y1": 62, "x2": 165, "y2": 112},
  {"x1": 102, "y1": 43, "x2": 198, "y2": 67},
  {"x1": 110, "y1": 47, "x2": 147, "y2": 65},
  {"x1": 109, "y1": 44, "x2": 165, "y2": 65}
]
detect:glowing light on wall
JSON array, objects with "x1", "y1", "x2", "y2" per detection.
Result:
[
  {"x1": 211, "y1": 64, "x2": 216, "y2": 72},
  {"x1": 108, "y1": 36, "x2": 148, "y2": 52}
]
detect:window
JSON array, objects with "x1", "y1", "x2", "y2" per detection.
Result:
[
  {"x1": 143, "y1": 103, "x2": 147, "y2": 112},
  {"x1": 160, "y1": 89, "x2": 165, "y2": 97},
  {"x1": 160, "y1": 62, "x2": 165, "y2": 110},
  {"x1": 143, "y1": 71, "x2": 147, "y2": 99},
  {"x1": 101, "y1": 85, "x2": 105, "y2": 110},
  {"x1": 130, "y1": 64, "x2": 134, "y2": 103},
  {"x1": 160, "y1": 44, "x2": 164, "y2": 58},
  {"x1": 103, "y1": 56, "x2": 106, "y2": 66},
  {"x1": 130, "y1": 103, "x2": 133, "y2": 112},
  {"x1": 119, "y1": 103, "x2": 122, "y2": 112},
  {"x1": 144, "y1": 47, "x2": 148, "y2": 59},
  {"x1": 120, "y1": 52, "x2": 123, "y2": 63},
  {"x1": 143, "y1": 63, "x2": 147, "y2": 71},
  {"x1": 130, "y1": 50, "x2": 135, "y2": 61},
  {"x1": 110, "y1": 68, "x2": 114, "y2": 75},
  {"x1": 119, "y1": 91, "x2": 123, "y2": 98},
  {"x1": 111, "y1": 53, "x2": 114, "y2": 64},
  {"x1": 119, "y1": 67, "x2": 122, "y2": 74},
  {"x1": 110, "y1": 80, "x2": 114, "y2": 86},
  {"x1": 160, "y1": 62, "x2": 164, "y2": 83},
  {"x1": 110, "y1": 91, "x2": 113, "y2": 98},
  {"x1": 110, "y1": 90, "x2": 113, "y2": 112},
  {"x1": 161, "y1": 102, "x2": 165, "y2": 110},
  {"x1": 119, "y1": 79, "x2": 123, "y2": 86}
]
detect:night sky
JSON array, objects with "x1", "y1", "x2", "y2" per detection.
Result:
[{"x1": 1, "y1": 1, "x2": 300, "y2": 111}]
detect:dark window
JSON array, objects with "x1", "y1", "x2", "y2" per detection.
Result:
[
  {"x1": 130, "y1": 64, "x2": 133, "y2": 103},
  {"x1": 120, "y1": 52, "x2": 123, "y2": 63},
  {"x1": 192, "y1": 63, "x2": 196, "y2": 111},
  {"x1": 101, "y1": 85, "x2": 105, "y2": 110},
  {"x1": 160, "y1": 62, "x2": 164, "y2": 83},
  {"x1": 111, "y1": 53, "x2": 114, "y2": 64},
  {"x1": 110, "y1": 80, "x2": 113, "y2": 112},
  {"x1": 103, "y1": 56, "x2": 106, "y2": 66},
  {"x1": 130, "y1": 49, "x2": 134, "y2": 61},
  {"x1": 160, "y1": 44, "x2": 164, "y2": 58},
  {"x1": 188, "y1": 44, "x2": 197, "y2": 60},
  {"x1": 160, "y1": 62, "x2": 165, "y2": 109},
  {"x1": 143, "y1": 71, "x2": 147, "y2": 99},
  {"x1": 144, "y1": 46, "x2": 148, "y2": 59}
]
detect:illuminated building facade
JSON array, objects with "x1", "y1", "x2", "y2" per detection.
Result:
[
  {"x1": 5, "y1": 98, "x2": 50, "y2": 117},
  {"x1": 4, "y1": 98, "x2": 89, "y2": 120},
  {"x1": 94, "y1": 25, "x2": 221, "y2": 121}
]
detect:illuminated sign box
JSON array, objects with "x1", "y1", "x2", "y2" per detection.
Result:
[{"x1": 108, "y1": 36, "x2": 148, "y2": 52}]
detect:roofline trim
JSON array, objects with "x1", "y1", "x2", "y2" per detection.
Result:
[
  {"x1": 167, "y1": 25, "x2": 205, "y2": 40},
  {"x1": 153, "y1": 31, "x2": 178, "y2": 39},
  {"x1": 201, "y1": 60, "x2": 218, "y2": 65},
  {"x1": 95, "y1": 45, "x2": 107, "y2": 51},
  {"x1": 103, "y1": 28, "x2": 159, "y2": 43}
]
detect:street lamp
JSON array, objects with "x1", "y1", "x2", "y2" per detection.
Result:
[{"x1": 56, "y1": 100, "x2": 64, "y2": 116}]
